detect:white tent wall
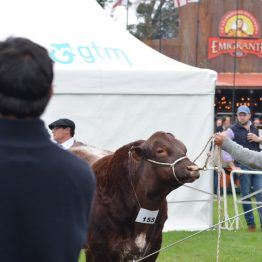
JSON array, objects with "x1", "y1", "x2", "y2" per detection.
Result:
[
  {"x1": 46, "y1": 93, "x2": 215, "y2": 231},
  {"x1": 45, "y1": 93, "x2": 214, "y2": 150},
  {"x1": 0, "y1": 0, "x2": 217, "y2": 231}
]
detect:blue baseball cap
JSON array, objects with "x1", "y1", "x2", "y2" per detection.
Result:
[{"x1": 237, "y1": 105, "x2": 250, "y2": 115}]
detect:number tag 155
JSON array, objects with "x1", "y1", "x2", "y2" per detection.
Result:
[{"x1": 135, "y1": 208, "x2": 159, "y2": 224}]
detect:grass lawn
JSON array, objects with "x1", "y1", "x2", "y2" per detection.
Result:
[
  {"x1": 157, "y1": 193, "x2": 261, "y2": 262},
  {"x1": 79, "y1": 194, "x2": 261, "y2": 262}
]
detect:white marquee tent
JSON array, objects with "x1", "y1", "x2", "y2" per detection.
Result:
[{"x1": 0, "y1": 0, "x2": 217, "y2": 231}]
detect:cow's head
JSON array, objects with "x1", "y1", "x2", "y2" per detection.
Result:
[{"x1": 129, "y1": 131, "x2": 200, "y2": 192}]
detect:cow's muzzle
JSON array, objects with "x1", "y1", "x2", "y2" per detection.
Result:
[{"x1": 184, "y1": 165, "x2": 200, "y2": 183}]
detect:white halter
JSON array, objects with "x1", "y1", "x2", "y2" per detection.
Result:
[{"x1": 146, "y1": 156, "x2": 188, "y2": 184}]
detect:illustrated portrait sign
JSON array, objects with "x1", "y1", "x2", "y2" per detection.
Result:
[
  {"x1": 219, "y1": 10, "x2": 259, "y2": 38},
  {"x1": 208, "y1": 10, "x2": 262, "y2": 59}
]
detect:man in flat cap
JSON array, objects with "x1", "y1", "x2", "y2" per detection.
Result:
[{"x1": 48, "y1": 118, "x2": 85, "y2": 149}]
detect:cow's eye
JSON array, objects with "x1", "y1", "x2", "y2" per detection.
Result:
[{"x1": 156, "y1": 148, "x2": 165, "y2": 154}]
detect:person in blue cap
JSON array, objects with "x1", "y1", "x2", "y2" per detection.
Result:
[{"x1": 221, "y1": 105, "x2": 262, "y2": 232}]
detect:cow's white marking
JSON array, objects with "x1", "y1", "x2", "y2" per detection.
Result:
[{"x1": 135, "y1": 233, "x2": 147, "y2": 251}]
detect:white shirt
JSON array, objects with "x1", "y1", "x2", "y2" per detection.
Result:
[{"x1": 61, "y1": 137, "x2": 75, "y2": 150}]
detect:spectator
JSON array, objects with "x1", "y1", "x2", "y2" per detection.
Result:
[
  {"x1": 221, "y1": 105, "x2": 262, "y2": 232},
  {"x1": 216, "y1": 116, "x2": 231, "y2": 132},
  {"x1": 215, "y1": 118, "x2": 222, "y2": 129},
  {"x1": 214, "y1": 116, "x2": 232, "y2": 193},
  {"x1": 48, "y1": 118, "x2": 85, "y2": 149},
  {"x1": 253, "y1": 117, "x2": 260, "y2": 127},
  {"x1": 0, "y1": 37, "x2": 95, "y2": 261},
  {"x1": 259, "y1": 116, "x2": 262, "y2": 125}
]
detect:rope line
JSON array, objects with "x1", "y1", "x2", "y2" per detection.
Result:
[
  {"x1": 214, "y1": 144, "x2": 222, "y2": 262},
  {"x1": 134, "y1": 205, "x2": 261, "y2": 262}
]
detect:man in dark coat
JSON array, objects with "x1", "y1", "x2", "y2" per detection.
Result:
[{"x1": 0, "y1": 37, "x2": 96, "y2": 262}]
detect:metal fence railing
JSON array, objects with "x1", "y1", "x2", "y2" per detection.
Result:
[{"x1": 230, "y1": 169, "x2": 262, "y2": 230}]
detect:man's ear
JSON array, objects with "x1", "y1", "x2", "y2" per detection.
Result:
[
  {"x1": 129, "y1": 146, "x2": 145, "y2": 161},
  {"x1": 65, "y1": 127, "x2": 71, "y2": 134}
]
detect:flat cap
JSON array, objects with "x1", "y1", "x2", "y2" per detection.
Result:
[{"x1": 48, "y1": 118, "x2": 75, "y2": 130}]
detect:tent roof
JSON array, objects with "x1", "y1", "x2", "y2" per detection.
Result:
[{"x1": 0, "y1": 0, "x2": 216, "y2": 94}]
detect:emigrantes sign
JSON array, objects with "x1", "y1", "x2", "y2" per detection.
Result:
[{"x1": 208, "y1": 10, "x2": 262, "y2": 59}]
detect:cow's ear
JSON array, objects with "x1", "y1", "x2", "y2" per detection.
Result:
[
  {"x1": 129, "y1": 146, "x2": 144, "y2": 161},
  {"x1": 167, "y1": 132, "x2": 175, "y2": 138}
]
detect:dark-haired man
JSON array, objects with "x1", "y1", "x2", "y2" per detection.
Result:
[
  {"x1": 0, "y1": 37, "x2": 95, "y2": 262},
  {"x1": 49, "y1": 118, "x2": 85, "y2": 149}
]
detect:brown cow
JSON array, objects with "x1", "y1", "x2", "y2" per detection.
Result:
[
  {"x1": 70, "y1": 144, "x2": 112, "y2": 166},
  {"x1": 84, "y1": 131, "x2": 199, "y2": 262}
]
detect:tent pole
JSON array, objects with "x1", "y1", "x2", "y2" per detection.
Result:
[
  {"x1": 232, "y1": 0, "x2": 240, "y2": 121},
  {"x1": 126, "y1": 1, "x2": 129, "y2": 30},
  {"x1": 159, "y1": 6, "x2": 162, "y2": 53}
]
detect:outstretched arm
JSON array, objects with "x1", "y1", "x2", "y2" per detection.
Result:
[{"x1": 215, "y1": 133, "x2": 262, "y2": 170}]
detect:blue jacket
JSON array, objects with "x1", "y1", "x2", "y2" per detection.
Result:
[
  {"x1": 231, "y1": 122, "x2": 259, "y2": 152},
  {"x1": 0, "y1": 118, "x2": 95, "y2": 262}
]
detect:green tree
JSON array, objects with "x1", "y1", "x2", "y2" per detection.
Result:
[{"x1": 96, "y1": 0, "x2": 179, "y2": 41}]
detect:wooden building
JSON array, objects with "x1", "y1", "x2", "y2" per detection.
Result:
[{"x1": 145, "y1": 0, "x2": 262, "y2": 118}]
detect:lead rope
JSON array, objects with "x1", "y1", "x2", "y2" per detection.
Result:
[
  {"x1": 212, "y1": 138, "x2": 223, "y2": 262},
  {"x1": 184, "y1": 135, "x2": 223, "y2": 262},
  {"x1": 193, "y1": 135, "x2": 214, "y2": 168}
]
